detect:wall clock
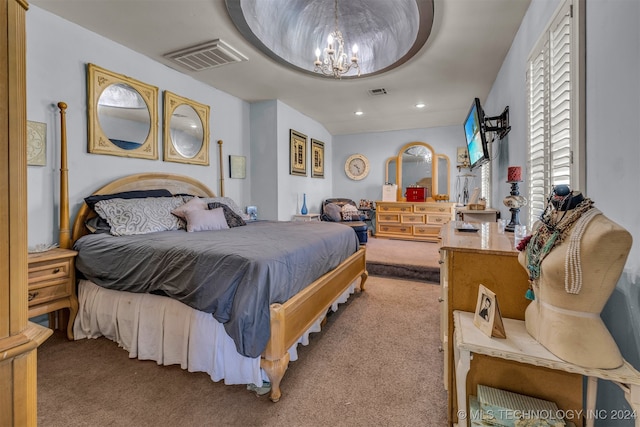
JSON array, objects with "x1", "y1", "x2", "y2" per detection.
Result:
[{"x1": 345, "y1": 154, "x2": 370, "y2": 180}]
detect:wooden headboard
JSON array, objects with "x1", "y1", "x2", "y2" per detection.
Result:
[
  {"x1": 58, "y1": 104, "x2": 219, "y2": 245},
  {"x1": 70, "y1": 173, "x2": 217, "y2": 244}
]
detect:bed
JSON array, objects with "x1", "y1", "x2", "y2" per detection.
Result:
[{"x1": 67, "y1": 172, "x2": 368, "y2": 402}]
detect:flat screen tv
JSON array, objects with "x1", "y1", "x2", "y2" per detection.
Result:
[{"x1": 463, "y1": 98, "x2": 490, "y2": 170}]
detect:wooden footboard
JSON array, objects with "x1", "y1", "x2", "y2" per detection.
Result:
[{"x1": 261, "y1": 246, "x2": 368, "y2": 402}]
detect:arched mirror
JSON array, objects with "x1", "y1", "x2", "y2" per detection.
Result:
[
  {"x1": 435, "y1": 154, "x2": 451, "y2": 200},
  {"x1": 87, "y1": 63, "x2": 158, "y2": 159},
  {"x1": 163, "y1": 91, "x2": 210, "y2": 165},
  {"x1": 396, "y1": 142, "x2": 435, "y2": 201},
  {"x1": 385, "y1": 156, "x2": 396, "y2": 184}
]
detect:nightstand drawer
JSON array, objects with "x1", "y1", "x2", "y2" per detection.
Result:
[
  {"x1": 28, "y1": 280, "x2": 71, "y2": 306},
  {"x1": 377, "y1": 224, "x2": 412, "y2": 235},
  {"x1": 28, "y1": 258, "x2": 72, "y2": 284}
]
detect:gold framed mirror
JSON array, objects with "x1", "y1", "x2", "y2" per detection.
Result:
[
  {"x1": 435, "y1": 153, "x2": 450, "y2": 200},
  {"x1": 385, "y1": 156, "x2": 397, "y2": 184},
  {"x1": 396, "y1": 142, "x2": 435, "y2": 201},
  {"x1": 163, "y1": 91, "x2": 210, "y2": 165},
  {"x1": 87, "y1": 63, "x2": 158, "y2": 159}
]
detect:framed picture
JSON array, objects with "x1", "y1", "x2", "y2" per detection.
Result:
[
  {"x1": 456, "y1": 146, "x2": 470, "y2": 167},
  {"x1": 290, "y1": 129, "x2": 307, "y2": 176},
  {"x1": 311, "y1": 139, "x2": 325, "y2": 178},
  {"x1": 473, "y1": 284, "x2": 506, "y2": 338},
  {"x1": 27, "y1": 120, "x2": 47, "y2": 166},
  {"x1": 246, "y1": 205, "x2": 257, "y2": 221},
  {"x1": 229, "y1": 155, "x2": 246, "y2": 179}
]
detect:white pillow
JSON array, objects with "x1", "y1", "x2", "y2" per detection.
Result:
[
  {"x1": 94, "y1": 196, "x2": 185, "y2": 236},
  {"x1": 183, "y1": 207, "x2": 229, "y2": 232}
]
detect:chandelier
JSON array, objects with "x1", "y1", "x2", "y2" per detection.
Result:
[{"x1": 313, "y1": 0, "x2": 360, "y2": 79}]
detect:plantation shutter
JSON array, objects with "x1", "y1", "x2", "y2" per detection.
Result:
[{"x1": 526, "y1": 0, "x2": 579, "y2": 222}]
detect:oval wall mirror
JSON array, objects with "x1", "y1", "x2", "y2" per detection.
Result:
[
  {"x1": 87, "y1": 63, "x2": 158, "y2": 159},
  {"x1": 163, "y1": 91, "x2": 210, "y2": 165},
  {"x1": 385, "y1": 156, "x2": 396, "y2": 184}
]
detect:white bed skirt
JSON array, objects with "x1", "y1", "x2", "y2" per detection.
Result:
[{"x1": 74, "y1": 279, "x2": 357, "y2": 386}]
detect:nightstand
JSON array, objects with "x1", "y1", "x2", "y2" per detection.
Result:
[
  {"x1": 28, "y1": 248, "x2": 78, "y2": 340},
  {"x1": 292, "y1": 213, "x2": 321, "y2": 221}
]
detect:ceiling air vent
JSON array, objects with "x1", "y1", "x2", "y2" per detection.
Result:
[
  {"x1": 164, "y1": 39, "x2": 248, "y2": 71},
  {"x1": 368, "y1": 88, "x2": 388, "y2": 96}
]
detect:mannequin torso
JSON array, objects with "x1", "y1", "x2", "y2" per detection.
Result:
[{"x1": 518, "y1": 200, "x2": 632, "y2": 369}]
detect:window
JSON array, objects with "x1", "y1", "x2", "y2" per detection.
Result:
[{"x1": 526, "y1": 0, "x2": 584, "y2": 222}]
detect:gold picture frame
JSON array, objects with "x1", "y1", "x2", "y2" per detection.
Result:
[
  {"x1": 473, "y1": 284, "x2": 506, "y2": 338},
  {"x1": 229, "y1": 155, "x2": 246, "y2": 179},
  {"x1": 163, "y1": 91, "x2": 210, "y2": 165},
  {"x1": 87, "y1": 63, "x2": 159, "y2": 160},
  {"x1": 27, "y1": 120, "x2": 46, "y2": 166},
  {"x1": 311, "y1": 139, "x2": 325, "y2": 178},
  {"x1": 290, "y1": 129, "x2": 307, "y2": 176}
]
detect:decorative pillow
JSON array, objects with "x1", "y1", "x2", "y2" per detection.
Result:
[
  {"x1": 84, "y1": 189, "x2": 173, "y2": 211},
  {"x1": 202, "y1": 197, "x2": 250, "y2": 221},
  {"x1": 207, "y1": 202, "x2": 247, "y2": 228},
  {"x1": 84, "y1": 216, "x2": 111, "y2": 234},
  {"x1": 94, "y1": 196, "x2": 185, "y2": 236},
  {"x1": 171, "y1": 196, "x2": 208, "y2": 220},
  {"x1": 183, "y1": 207, "x2": 229, "y2": 232},
  {"x1": 323, "y1": 202, "x2": 343, "y2": 222},
  {"x1": 341, "y1": 204, "x2": 360, "y2": 221}
]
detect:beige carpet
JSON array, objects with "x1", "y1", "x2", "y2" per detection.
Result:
[
  {"x1": 37, "y1": 276, "x2": 447, "y2": 426},
  {"x1": 365, "y1": 236, "x2": 441, "y2": 281}
]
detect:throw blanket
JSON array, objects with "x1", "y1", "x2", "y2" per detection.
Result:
[{"x1": 73, "y1": 220, "x2": 359, "y2": 358}]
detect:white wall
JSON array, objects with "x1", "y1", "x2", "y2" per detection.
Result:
[
  {"x1": 26, "y1": 6, "x2": 250, "y2": 246},
  {"x1": 332, "y1": 126, "x2": 461, "y2": 203},
  {"x1": 486, "y1": 0, "x2": 640, "y2": 423}
]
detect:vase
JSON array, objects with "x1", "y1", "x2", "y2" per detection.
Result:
[{"x1": 301, "y1": 193, "x2": 308, "y2": 215}]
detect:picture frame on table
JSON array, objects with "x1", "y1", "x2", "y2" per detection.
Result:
[
  {"x1": 473, "y1": 284, "x2": 506, "y2": 338},
  {"x1": 290, "y1": 129, "x2": 307, "y2": 176},
  {"x1": 311, "y1": 139, "x2": 325, "y2": 178}
]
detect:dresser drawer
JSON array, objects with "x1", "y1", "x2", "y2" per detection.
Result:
[
  {"x1": 28, "y1": 258, "x2": 72, "y2": 285},
  {"x1": 426, "y1": 214, "x2": 450, "y2": 225},
  {"x1": 28, "y1": 280, "x2": 71, "y2": 306},
  {"x1": 377, "y1": 224, "x2": 413, "y2": 235},
  {"x1": 401, "y1": 214, "x2": 425, "y2": 224},
  {"x1": 414, "y1": 204, "x2": 451, "y2": 214},
  {"x1": 377, "y1": 203, "x2": 413, "y2": 213},
  {"x1": 377, "y1": 213, "x2": 401, "y2": 223},
  {"x1": 413, "y1": 224, "x2": 443, "y2": 237}
]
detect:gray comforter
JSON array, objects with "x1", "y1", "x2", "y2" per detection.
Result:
[{"x1": 73, "y1": 220, "x2": 359, "y2": 358}]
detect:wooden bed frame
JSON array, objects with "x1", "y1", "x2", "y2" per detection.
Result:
[{"x1": 66, "y1": 172, "x2": 367, "y2": 403}]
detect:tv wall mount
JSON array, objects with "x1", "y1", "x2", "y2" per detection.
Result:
[{"x1": 483, "y1": 106, "x2": 511, "y2": 140}]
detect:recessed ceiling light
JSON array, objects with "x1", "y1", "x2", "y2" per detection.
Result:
[
  {"x1": 415, "y1": 103, "x2": 426, "y2": 108},
  {"x1": 355, "y1": 111, "x2": 364, "y2": 116}
]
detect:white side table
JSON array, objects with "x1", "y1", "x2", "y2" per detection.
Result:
[
  {"x1": 453, "y1": 310, "x2": 640, "y2": 427},
  {"x1": 292, "y1": 213, "x2": 320, "y2": 221}
]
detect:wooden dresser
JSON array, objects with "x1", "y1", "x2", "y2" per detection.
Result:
[
  {"x1": 439, "y1": 222, "x2": 583, "y2": 426},
  {"x1": 375, "y1": 201, "x2": 455, "y2": 242},
  {"x1": 28, "y1": 248, "x2": 78, "y2": 340}
]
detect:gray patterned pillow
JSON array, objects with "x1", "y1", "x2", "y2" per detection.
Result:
[
  {"x1": 94, "y1": 196, "x2": 185, "y2": 236},
  {"x1": 202, "y1": 197, "x2": 250, "y2": 220},
  {"x1": 207, "y1": 202, "x2": 246, "y2": 228}
]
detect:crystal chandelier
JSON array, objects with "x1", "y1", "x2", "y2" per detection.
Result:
[{"x1": 313, "y1": 0, "x2": 360, "y2": 79}]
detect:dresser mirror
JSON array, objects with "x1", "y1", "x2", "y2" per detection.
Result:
[
  {"x1": 396, "y1": 142, "x2": 435, "y2": 201},
  {"x1": 385, "y1": 156, "x2": 396, "y2": 184},
  {"x1": 163, "y1": 91, "x2": 210, "y2": 165},
  {"x1": 436, "y1": 154, "x2": 450, "y2": 199},
  {"x1": 87, "y1": 63, "x2": 158, "y2": 160}
]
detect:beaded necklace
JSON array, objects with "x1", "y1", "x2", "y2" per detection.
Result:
[{"x1": 523, "y1": 197, "x2": 595, "y2": 300}]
